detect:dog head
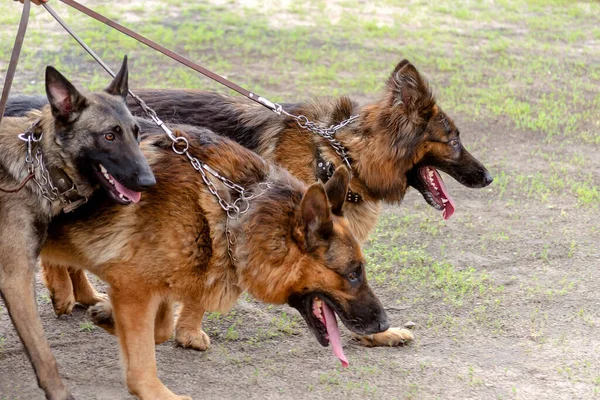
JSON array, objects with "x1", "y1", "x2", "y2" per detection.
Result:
[
  {"x1": 358, "y1": 59, "x2": 492, "y2": 219},
  {"x1": 290, "y1": 167, "x2": 388, "y2": 364},
  {"x1": 45, "y1": 56, "x2": 155, "y2": 204},
  {"x1": 243, "y1": 166, "x2": 388, "y2": 365}
]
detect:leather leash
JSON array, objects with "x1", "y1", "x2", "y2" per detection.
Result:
[
  {"x1": 48, "y1": 0, "x2": 357, "y2": 172},
  {"x1": 0, "y1": 174, "x2": 34, "y2": 193},
  {"x1": 56, "y1": 0, "x2": 280, "y2": 113},
  {"x1": 0, "y1": 0, "x2": 31, "y2": 126}
]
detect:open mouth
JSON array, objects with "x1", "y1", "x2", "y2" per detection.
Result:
[
  {"x1": 93, "y1": 164, "x2": 142, "y2": 205},
  {"x1": 417, "y1": 166, "x2": 456, "y2": 220},
  {"x1": 311, "y1": 297, "x2": 349, "y2": 368}
]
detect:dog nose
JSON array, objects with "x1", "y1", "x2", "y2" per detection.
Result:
[
  {"x1": 483, "y1": 170, "x2": 493, "y2": 186},
  {"x1": 137, "y1": 173, "x2": 156, "y2": 190},
  {"x1": 378, "y1": 321, "x2": 390, "y2": 332}
]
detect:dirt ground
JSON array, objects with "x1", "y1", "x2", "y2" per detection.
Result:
[{"x1": 1, "y1": 0, "x2": 599, "y2": 399}]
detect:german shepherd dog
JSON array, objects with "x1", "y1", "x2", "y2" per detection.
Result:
[
  {"x1": 40, "y1": 124, "x2": 389, "y2": 400},
  {"x1": 0, "y1": 58, "x2": 155, "y2": 400},
  {"x1": 11, "y1": 59, "x2": 493, "y2": 346}
]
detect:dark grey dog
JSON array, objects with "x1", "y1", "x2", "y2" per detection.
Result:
[{"x1": 0, "y1": 56, "x2": 155, "y2": 400}]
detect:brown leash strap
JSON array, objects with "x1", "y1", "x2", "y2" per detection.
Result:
[
  {"x1": 57, "y1": 0, "x2": 280, "y2": 113},
  {"x1": 0, "y1": 173, "x2": 34, "y2": 193},
  {"x1": 49, "y1": 0, "x2": 356, "y2": 172},
  {"x1": 0, "y1": 0, "x2": 31, "y2": 126}
]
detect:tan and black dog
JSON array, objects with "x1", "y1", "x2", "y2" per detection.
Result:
[
  {"x1": 41, "y1": 125, "x2": 389, "y2": 400},
  {"x1": 0, "y1": 58, "x2": 155, "y2": 400},
  {"x1": 14, "y1": 59, "x2": 493, "y2": 346}
]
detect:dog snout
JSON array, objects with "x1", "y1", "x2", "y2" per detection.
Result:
[
  {"x1": 483, "y1": 170, "x2": 493, "y2": 186},
  {"x1": 136, "y1": 172, "x2": 156, "y2": 191},
  {"x1": 378, "y1": 320, "x2": 389, "y2": 333}
]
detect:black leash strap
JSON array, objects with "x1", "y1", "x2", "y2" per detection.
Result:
[{"x1": 0, "y1": 0, "x2": 31, "y2": 126}]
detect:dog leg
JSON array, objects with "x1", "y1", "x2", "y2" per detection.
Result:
[
  {"x1": 111, "y1": 288, "x2": 191, "y2": 400},
  {"x1": 0, "y1": 244, "x2": 73, "y2": 399},
  {"x1": 154, "y1": 299, "x2": 174, "y2": 344},
  {"x1": 175, "y1": 302, "x2": 210, "y2": 351},
  {"x1": 351, "y1": 327, "x2": 414, "y2": 347},
  {"x1": 69, "y1": 268, "x2": 108, "y2": 307},
  {"x1": 41, "y1": 261, "x2": 76, "y2": 316}
]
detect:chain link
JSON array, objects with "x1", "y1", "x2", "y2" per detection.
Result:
[
  {"x1": 128, "y1": 91, "x2": 272, "y2": 263},
  {"x1": 18, "y1": 121, "x2": 85, "y2": 209},
  {"x1": 274, "y1": 105, "x2": 358, "y2": 170}
]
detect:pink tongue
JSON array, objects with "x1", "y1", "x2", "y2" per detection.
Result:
[
  {"x1": 321, "y1": 301, "x2": 348, "y2": 368},
  {"x1": 113, "y1": 179, "x2": 141, "y2": 203},
  {"x1": 431, "y1": 169, "x2": 455, "y2": 220}
]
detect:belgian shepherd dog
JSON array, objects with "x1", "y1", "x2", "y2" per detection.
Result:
[
  {"x1": 12, "y1": 58, "x2": 493, "y2": 347},
  {"x1": 40, "y1": 124, "x2": 389, "y2": 399},
  {"x1": 0, "y1": 58, "x2": 155, "y2": 400}
]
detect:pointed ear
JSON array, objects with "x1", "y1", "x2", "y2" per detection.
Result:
[
  {"x1": 324, "y1": 166, "x2": 351, "y2": 216},
  {"x1": 45, "y1": 66, "x2": 88, "y2": 122},
  {"x1": 105, "y1": 55, "x2": 129, "y2": 100},
  {"x1": 388, "y1": 59, "x2": 435, "y2": 113},
  {"x1": 300, "y1": 183, "x2": 333, "y2": 248}
]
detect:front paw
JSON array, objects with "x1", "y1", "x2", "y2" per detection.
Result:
[
  {"x1": 175, "y1": 328, "x2": 211, "y2": 351},
  {"x1": 351, "y1": 327, "x2": 414, "y2": 347}
]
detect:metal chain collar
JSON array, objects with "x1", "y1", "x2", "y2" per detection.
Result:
[
  {"x1": 18, "y1": 120, "x2": 87, "y2": 212},
  {"x1": 268, "y1": 101, "x2": 358, "y2": 171},
  {"x1": 130, "y1": 93, "x2": 272, "y2": 262},
  {"x1": 40, "y1": 2, "x2": 352, "y2": 257},
  {"x1": 41, "y1": 3, "x2": 270, "y2": 262}
]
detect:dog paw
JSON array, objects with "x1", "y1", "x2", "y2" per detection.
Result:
[
  {"x1": 87, "y1": 302, "x2": 116, "y2": 335},
  {"x1": 176, "y1": 328, "x2": 211, "y2": 351},
  {"x1": 51, "y1": 293, "x2": 76, "y2": 316},
  {"x1": 351, "y1": 327, "x2": 414, "y2": 347}
]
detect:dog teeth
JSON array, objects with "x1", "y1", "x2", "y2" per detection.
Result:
[
  {"x1": 313, "y1": 298, "x2": 325, "y2": 322},
  {"x1": 100, "y1": 164, "x2": 107, "y2": 174},
  {"x1": 442, "y1": 198, "x2": 448, "y2": 204},
  {"x1": 119, "y1": 194, "x2": 124, "y2": 200},
  {"x1": 108, "y1": 178, "x2": 114, "y2": 185}
]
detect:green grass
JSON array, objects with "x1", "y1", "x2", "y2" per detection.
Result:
[
  {"x1": 365, "y1": 217, "x2": 504, "y2": 308},
  {"x1": 1, "y1": 0, "x2": 598, "y2": 146},
  {"x1": 79, "y1": 322, "x2": 96, "y2": 333}
]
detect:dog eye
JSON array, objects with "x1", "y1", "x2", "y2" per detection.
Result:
[
  {"x1": 104, "y1": 133, "x2": 116, "y2": 142},
  {"x1": 347, "y1": 271, "x2": 359, "y2": 283},
  {"x1": 449, "y1": 139, "x2": 459, "y2": 148}
]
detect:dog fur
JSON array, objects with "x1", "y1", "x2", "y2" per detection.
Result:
[
  {"x1": 0, "y1": 58, "x2": 154, "y2": 400},
  {"x1": 27, "y1": 59, "x2": 493, "y2": 347},
  {"x1": 40, "y1": 125, "x2": 389, "y2": 399}
]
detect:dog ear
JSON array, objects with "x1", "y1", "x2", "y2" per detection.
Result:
[
  {"x1": 45, "y1": 66, "x2": 88, "y2": 122},
  {"x1": 324, "y1": 166, "x2": 351, "y2": 216},
  {"x1": 388, "y1": 59, "x2": 435, "y2": 115},
  {"x1": 299, "y1": 182, "x2": 334, "y2": 248},
  {"x1": 105, "y1": 55, "x2": 129, "y2": 100}
]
